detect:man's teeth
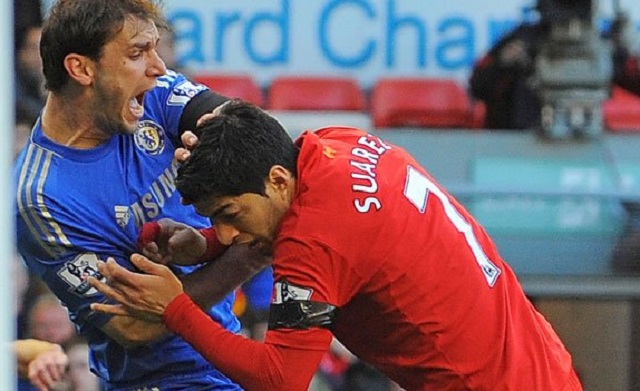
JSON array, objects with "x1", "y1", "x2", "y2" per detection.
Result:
[{"x1": 129, "y1": 97, "x2": 144, "y2": 117}]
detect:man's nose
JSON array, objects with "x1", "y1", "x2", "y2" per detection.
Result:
[
  {"x1": 215, "y1": 223, "x2": 241, "y2": 246},
  {"x1": 147, "y1": 49, "x2": 167, "y2": 77}
]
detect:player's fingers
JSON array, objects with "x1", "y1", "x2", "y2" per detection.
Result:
[
  {"x1": 90, "y1": 302, "x2": 130, "y2": 316},
  {"x1": 87, "y1": 275, "x2": 130, "y2": 304},
  {"x1": 51, "y1": 364, "x2": 66, "y2": 382},
  {"x1": 130, "y1": 253, "x2": 170, "y2": 276},
  {"x1": 28, "y1": 367, "x2": 53, "y2": 391},
  {"x1": 196, "y1": 113, "x2": 217, "y2": 127},
  {"x1": 46, "y1": 351, "x2": 67, "y2": 381},
  {"x1": 167, "y1": 228, "x2": 193, "y2": 250},
  {"x1": 175, "y1": 147, "x2": 191, "y2": 163},
  {"x1": 141, "y1": 243, "x2": 160, "y2": 258},
  {"x1": 43, "y1": 365, "x2": 63, "y2": 383},
  {"x1": 141, "y1": 243, "x2": 163, "y2": 263},
  {"x1": 181, "y1": 130, "x2": 199, "y2": 147},
  {"x1": 141, "y1": 249, "x2": 173, "y2": 266},
  {"x1": 160, "y1": 218, "x2": 189, "y2": 235},
  {"x1": 98, "y1": 258, "x2": 141, "y2": 288},
  {"x1": 143, "y1": 242, "x2": 160, "y2": 254}
]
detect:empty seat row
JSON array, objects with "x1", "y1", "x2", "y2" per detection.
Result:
[
  {"x1": 192, "y1": 74, "x2": 367, "y2": 111},
  {"x1": 192, "y1": 73, "x2": 640, "y2": 132}
]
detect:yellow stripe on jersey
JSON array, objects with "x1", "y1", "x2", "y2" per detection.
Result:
[{"x1": 17, "y1": 144, "x2": 72, "y2": 257}]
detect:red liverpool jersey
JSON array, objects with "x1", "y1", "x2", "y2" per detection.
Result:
[{"x1": 268, "y1": 126, "x2": 579, "y2": 390}]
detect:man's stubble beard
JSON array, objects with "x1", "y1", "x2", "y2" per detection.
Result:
[{"x1": 92, "y1": 77, "x2": 138, "y2": 137}]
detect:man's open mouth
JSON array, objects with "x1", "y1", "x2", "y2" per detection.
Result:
[{"x1": 129, "y1": 91, "x2": 146, "y2": 119}]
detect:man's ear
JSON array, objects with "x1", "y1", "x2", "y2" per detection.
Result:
[
  {"x1": 268, "y1": 165, "x2": 293, "y2": 190},
  {"x1": 63, "y1": 54, "x2": 95, "y2": 87},
  {"x1": 267, "y1": 165, "x2": 295, "y2": 204}
]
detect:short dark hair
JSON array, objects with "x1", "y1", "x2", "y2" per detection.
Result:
[
  {"x1": 41, "y1": 0, "x2": 166, "y2": 92},
  {"x1": 176, "y1": 100, "x2": 299, "y2": 204}
]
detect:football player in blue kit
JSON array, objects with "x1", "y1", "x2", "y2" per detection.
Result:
[{"x1": 14, "y1": 0, "x2": 268, "y2": 389}]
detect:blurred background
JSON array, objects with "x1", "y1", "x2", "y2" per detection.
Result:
[{"x1": 12, "y1": 0, "x2": 640, "y2": 390}]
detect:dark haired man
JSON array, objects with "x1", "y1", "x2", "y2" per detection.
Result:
[
  {"x1": 470, "y1": 10, "x2": 640, "y2": 130},
  {"x1": 89, "y1": 100, "x2": 583, "y2": 390},
  {"x1": 13, "y1": 1, "x2": 268, "y2": 389}
]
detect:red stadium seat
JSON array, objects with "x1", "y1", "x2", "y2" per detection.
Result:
[
  {"x1": 192, "y1": 73, "x2": 265, "y2": 107},
  {"x1": 371, "y1": 78, "x2": 472, "y2": 129},
  {"x1": 268, "y1": 76, "x2": 366, "y2": 111},
  {"x1": 603, "y1": 86, "x2": 640, "y2": 133}
]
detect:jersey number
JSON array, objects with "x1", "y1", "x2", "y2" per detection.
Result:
[{"x1": 404, "y1": 166, "x2": 501, "y2": 286}]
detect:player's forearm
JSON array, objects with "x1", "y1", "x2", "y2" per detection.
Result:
[
  {"x1": 13, "y1": 339, "x2": 60, "y2": 378},
  {"x1": 164, "y1": 293, "x2": 325, "y2": 390},
  {"x1": 181, "y1": 243, "x2": 271, "y2": 310}
]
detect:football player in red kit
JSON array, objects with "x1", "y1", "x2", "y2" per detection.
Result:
[{"x1": 89, "y1": 100, "x2": 582, "y2": 391}]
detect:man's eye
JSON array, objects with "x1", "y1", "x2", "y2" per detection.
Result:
[{"x1": 215, "y1": 213, "x2": 238, "y2": 224}]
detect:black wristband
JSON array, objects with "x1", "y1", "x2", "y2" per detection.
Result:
[
  {"x1": 178, "y1": 90, "x2": 230, "y2": 135},
  {"x1": 268, "y1": 300, "x2": 337, "y2": 330}
]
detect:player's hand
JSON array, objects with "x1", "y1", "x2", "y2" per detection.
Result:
[
  {"x1": 174, "y1": 107, "x2": 217, "y2": 163},
  {"x1": 28, "y1": 346, "x2": 68, "y2": 391},
  {"x1": 174, "y1": 130, "x2": 198, "y2": 163},
  {"x1": 138, "y1": 219, "x2": 207, "y2": 266},
  {"x1": 88, "y1": 255, "x2": 184, "y2": 320}
]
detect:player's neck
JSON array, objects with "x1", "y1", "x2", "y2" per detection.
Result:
[{"x1": 40, "y1": 93, "x2": 111, "y2": 149}]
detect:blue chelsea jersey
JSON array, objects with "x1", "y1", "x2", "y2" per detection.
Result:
[{"x1": 14, "y1": 71, "x2": 242, "y2": 390}]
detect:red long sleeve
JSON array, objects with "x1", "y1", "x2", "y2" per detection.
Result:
[
  {"x1": 197, "y1": 227, "x2": 227, "y2": 261},
  {"x1": 164, "y1": 293, "x2": 329, "y2": 391},
  {"x1": 137, "y1": 223, "x2": 227, "y2": 263}
]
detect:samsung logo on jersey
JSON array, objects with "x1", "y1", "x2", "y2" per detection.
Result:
[{"x1": 128, "y1": 160, "x2": 181, "y2": 228}]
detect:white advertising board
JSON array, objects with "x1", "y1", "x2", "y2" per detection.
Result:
[{"x1": 39, "y1": 0, "x2": 640, "y2": 86}]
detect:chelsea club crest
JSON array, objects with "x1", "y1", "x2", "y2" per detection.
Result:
[{"x1": 134, "y1": 120, "x2": 166, "y2": 155}]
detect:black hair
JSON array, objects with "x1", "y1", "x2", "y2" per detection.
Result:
[
  {"x1": 40, "y1": 0, "x2": 166, "y2": 92},
  {"x1": 176, "y1": 100, "x2": 299, "y2": 204}
]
